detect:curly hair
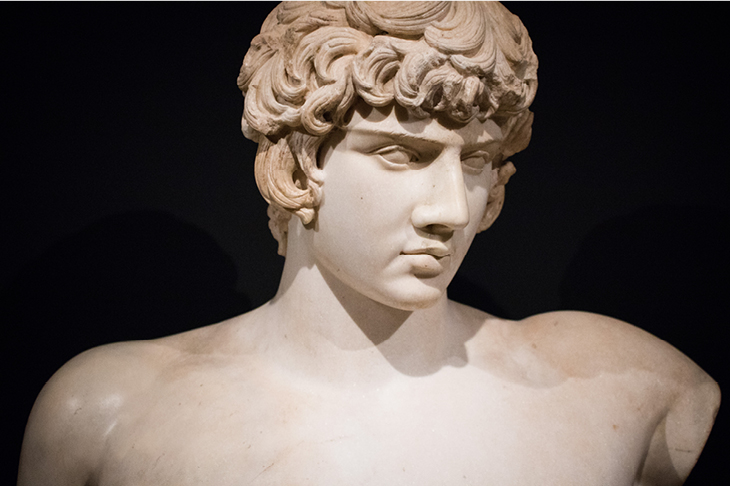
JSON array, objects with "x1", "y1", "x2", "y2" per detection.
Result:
[{"x1": 237, "y1": 1, "x2": 538, "y2": 255}]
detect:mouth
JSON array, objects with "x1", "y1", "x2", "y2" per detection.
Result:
[
  {"x1": 400, "y1": 245, "x2": 451, "y2": 258},
  {"x1": 400, "y1": 245, "x2": 452, "y2": 278}
]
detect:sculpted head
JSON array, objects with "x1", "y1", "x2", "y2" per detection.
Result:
[{"x1": 237, "y1": 1, "x2": 538, "y2": 256}]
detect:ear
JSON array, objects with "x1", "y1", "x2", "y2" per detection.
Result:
[{"x1": 477, "y1": 161, "x2": 516, "y2": 232}]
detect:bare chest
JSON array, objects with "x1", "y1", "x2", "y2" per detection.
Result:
[{"x1": 97, "y1": 369, "x2": 661, "y2": 486}]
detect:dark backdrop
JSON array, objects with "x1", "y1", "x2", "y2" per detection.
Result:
[{"x1": 3, "y1": 2, "x2": 728, "y2": 483}]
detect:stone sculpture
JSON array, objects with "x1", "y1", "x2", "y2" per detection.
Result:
[{"x1": 18, "y1": 2, "x2": 719, "y2": 485}]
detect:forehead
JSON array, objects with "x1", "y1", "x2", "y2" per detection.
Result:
[{"x1": 343, "y1": 103, "x2": 504, "y2": 150}]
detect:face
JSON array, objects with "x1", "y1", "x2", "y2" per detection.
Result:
[{"x1": 307, "y1": 104, "x2": 503, "y2": 311}]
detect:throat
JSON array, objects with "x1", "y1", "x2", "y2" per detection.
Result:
[{"x1": 260, "y1": 257, "x2": 462, "y2": 384}]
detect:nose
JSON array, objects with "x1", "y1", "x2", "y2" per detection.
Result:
[{"x1": 411, "y1": 154, "x2": 470, "y2": 234}]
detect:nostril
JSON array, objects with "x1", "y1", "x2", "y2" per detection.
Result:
[{"x1": 423, "y1": 224, "x2": 455, "y2": 238}]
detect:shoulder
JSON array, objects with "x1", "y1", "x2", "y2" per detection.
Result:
[
  {"x1": 17, "y1": 339, "x2": 181, "y2": 485},
  {"x1": 517, "y1": 311, "x2": 717, "y2": 388},
  {"x1": 520, "y1": 311, "x2": 720, "y2": 484},
  {"x1": 513, "y1": 311, "x2": 712, "y2": 381},
  {"x1": 17, "y1": 318, "x2": 253, "y2": 485}
]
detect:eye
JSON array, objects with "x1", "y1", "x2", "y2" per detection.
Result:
[
  {"x1": 373, "y1": 145, "x2": 420, "y2": 169},
  {"x1": 461, "y1": 151, "x2": 491, "y2": 175}
]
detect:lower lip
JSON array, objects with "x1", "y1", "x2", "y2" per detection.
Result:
[{"x1": 402, "y1": 254, "x2": 448, "y2": 277}]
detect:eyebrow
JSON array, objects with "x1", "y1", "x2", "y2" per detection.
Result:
[{"x1": 346, "y1": 125, "x2": 502, "y2": 151}]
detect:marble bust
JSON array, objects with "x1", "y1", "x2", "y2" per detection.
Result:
[{"x1": 18, "y1": 2, "x2": 719, "y2": 485}]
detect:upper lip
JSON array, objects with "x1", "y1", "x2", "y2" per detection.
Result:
[{"x1": 401, "y1": 244, "x2": 451, "y2": 258}]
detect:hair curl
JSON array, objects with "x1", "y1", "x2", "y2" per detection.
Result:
[{"x1": 237, "y1": 1, "x2": 538, "y2": 255}]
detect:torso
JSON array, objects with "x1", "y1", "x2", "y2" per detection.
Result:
[{"x1": 90, "y1": 308, "x2": 676, "y2": 486}]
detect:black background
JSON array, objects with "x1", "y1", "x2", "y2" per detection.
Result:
[{"x1": 2, "y1": 2, "x2": 728, "y2": 483}]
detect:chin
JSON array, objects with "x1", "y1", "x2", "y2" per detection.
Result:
[{"x1": 371, "y1": 282, "x2": 447, "y2": 311}]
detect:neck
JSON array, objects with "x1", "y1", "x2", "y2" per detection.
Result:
[{"x1": 257, "y1": 225, "x2": 471, "y2": 385}]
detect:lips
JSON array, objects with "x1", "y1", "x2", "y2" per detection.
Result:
[
  {"x1": 400, "y1": 244, "x2": 451, "y2": 277},
  {"x1": 400, "y1": 245, "x2": 451, "y2": 258}
]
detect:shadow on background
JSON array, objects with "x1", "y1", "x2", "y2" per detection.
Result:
[
  {"x1": 560, "y1": 204, "x2": 729, "y2": 484},
  {"x1": 2, "y1": 210, "x2": 251, "y2": 482}
]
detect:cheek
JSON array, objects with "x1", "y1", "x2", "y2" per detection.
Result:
[
  {"x1": 465, "y1": 180, "x2": 490, "y2": 229},
  {"x1": 315, "y1": 157, "x2": 401, "y2": 260},
  {"x1": 323, "y1": 157, "x2": 410, "y2": 225}
]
